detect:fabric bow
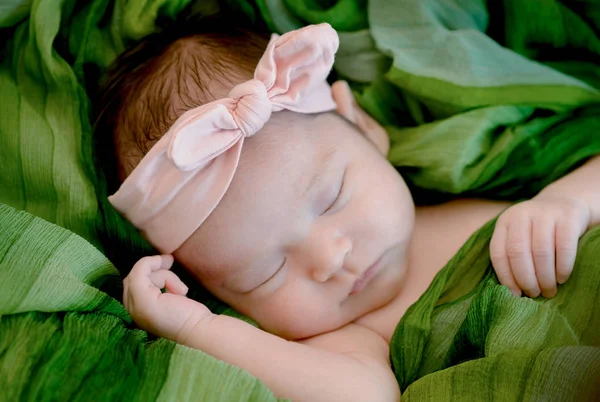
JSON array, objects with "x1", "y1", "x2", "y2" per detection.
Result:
[{"x1": 108, "y1": 23, "x2": 339, "y2": 253}]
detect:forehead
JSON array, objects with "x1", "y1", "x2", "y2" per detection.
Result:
[{"x1": 182, "y1": 111, "x2": 358, "y2": 280}]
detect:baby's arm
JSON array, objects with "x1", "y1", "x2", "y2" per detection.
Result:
[
  {"x1": 124, "y1": 255, "x2": 399, "y2": 402},
  {"x1": 491, "y1": 155, "x2": 600, "y2": 298}
]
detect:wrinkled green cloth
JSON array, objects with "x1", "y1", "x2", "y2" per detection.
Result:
[
  {"x1": 1, "y1": 0, "x2": 599, "y2": 400},
  {"x1": 260, "y1": 0, "x2": 600, "y2": 201},
  {"x1": 1, "y1": 0, "x2": 276, "y2": 400},
  {"x1": 0, "y1": 203, "x2": 277, "y2": 401},
  {"x1": 392, "y1": 220, "x2": 600, "y2": 401}
]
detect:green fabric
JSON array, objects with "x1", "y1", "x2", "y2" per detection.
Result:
[
  {"x1": 391, "y1": 220, "x2": 600, "y2": 401},
  {"x1": 368, "y1": 0, "x2": 600, "y2": 200},
  {"x1": 1, "y1": 0, "x2": 600, "y2": 400},
  {"x1": 259, "y1": 0, "x2": 600, "y2": 199},
  {"x1": 1, "y1": 0, "x2": 275, "y2": 400},
  {"x1": 0, "y1": 203, "x2": 277, "y2": 401}
]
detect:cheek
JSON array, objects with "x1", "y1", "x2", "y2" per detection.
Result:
[
  {"x1": 342, "y1": 167, "x2": 414, "y2": 265},
  {"x1": 352, "y1": 167, "x2": 410, "y2": 225},
  {"x1": 370, "y1": 166, "x2": 413, "y2": 226},
  {"x1": 245, "y1": 288, "x2": 343, "y2": 340}
]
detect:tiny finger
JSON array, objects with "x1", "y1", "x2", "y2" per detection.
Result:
[
  {"x1": 146, "y1": 254, "x2": 174, "y2": 272},
  {"x1": 490, "y1": 222, "x2": 521, "y2": 296},
  {"x1": 555, "y1": 221, "x2": 579, "y2": 284},
  {"x1": 531, "y1": 218, "x2": 557, "y2": 298},
  {"x1": 506, "y1": 218, "x2": 540, "y2": 298},
  {"x1": 151, "y1": 270, "x2": 188, "y2": 295},
  {"x1": 159, "y1": 254, "x2": 175, "y2": 271},
  {"x1": 131, "y1": 255, "x2": 167, "y2": 275}
]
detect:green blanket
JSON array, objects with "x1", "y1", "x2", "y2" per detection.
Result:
[{"x1": 1, "y1": 0, "x2": 599, "y2": 400}]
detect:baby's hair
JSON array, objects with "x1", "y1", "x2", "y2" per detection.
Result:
[{"x1": 93, "y1": 13, "x2": 270, "y2": 194}]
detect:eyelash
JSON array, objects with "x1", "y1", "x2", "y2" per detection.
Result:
[
  {"x1": 254, "y1": 171, "x2": 346, "y2": 291},
  {"x1": 257, "y1": 258, "x2": 286, "y2": 289},
  {"x1": 323, "y1": 170, "x2": 346, "y2": 215}
]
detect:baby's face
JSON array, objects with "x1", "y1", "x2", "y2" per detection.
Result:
[{"x1": 176, "y1": 111, "x2": 415, "y2": 339}]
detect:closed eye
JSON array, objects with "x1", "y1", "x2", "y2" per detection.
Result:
[
  {"x1": 323, "y1": 168, "x2": 346, "y2": 215},
  {"x1": 243, "y1": 258, "x2": 286, "y2": 294}
]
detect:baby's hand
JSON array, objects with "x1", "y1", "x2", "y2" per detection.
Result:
[
  {"x1": 123, "y1": 255, "x2": 213, "y2": 342},
  {"x1": 490, "y1": 195, "x2": 590, "y2": 298}
]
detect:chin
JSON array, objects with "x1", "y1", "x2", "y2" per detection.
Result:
[
  {"x1": 263, "y1": 313, "x2": 350, "y2": 341},
  {"x1": 267, "y1": 323, "x2": 324, "y2": 341}
]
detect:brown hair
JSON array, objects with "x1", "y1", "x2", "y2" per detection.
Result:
[{"x1": 93, "y1": 14, "x2": 270, "y2": 194}]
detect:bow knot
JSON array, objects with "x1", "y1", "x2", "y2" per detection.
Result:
[
  {"x1": 108, "y1": 23, "x2": 339, "y2": 254},
  {"x1": 229, "y1": 79, "x2": 271, "y2": 137}
]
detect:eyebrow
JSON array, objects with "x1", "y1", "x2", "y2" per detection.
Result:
[{"x1": 302, "y1": 146, "x2": 337, "y2": 199}]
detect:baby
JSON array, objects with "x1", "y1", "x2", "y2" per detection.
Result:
[{"x1": 97, "y1": 18, "x2": 600, "y2": 401}]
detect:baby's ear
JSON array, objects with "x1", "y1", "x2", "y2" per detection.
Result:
[{"x1": 332, "y1": 81, "x2": 390, "y2": 156}]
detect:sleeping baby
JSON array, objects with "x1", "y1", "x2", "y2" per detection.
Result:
[{"x1": 96, "y1": 18, "x2": 600, "y2": 401}]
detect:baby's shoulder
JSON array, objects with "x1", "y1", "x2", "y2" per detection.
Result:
[
  {"x1": 413, "y1": 199, "x2": 509, "y2": 251},
  {"x1": 415, "y1": 199, "x2": 509, "y2": 228},
  {"x1": 411, "y1": 198, "x2": 508, "y2": 265}
]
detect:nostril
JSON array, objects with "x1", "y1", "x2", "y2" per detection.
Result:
[
  {"x1": 313, "y1": 236, "x2": 352, "y2": 283},
  {"x1": 337, "y1": 235, "x2": 353, "y2": 258},
  {"x1": 313, "y1": 269, "x2": 331, "y2": 283}
]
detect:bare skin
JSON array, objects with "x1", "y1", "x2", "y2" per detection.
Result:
[
  {"x1": 354, "y1": 198, "x2": 510, "y2": 342},
  {"x1": 123, "y1": 109, "x2": 599, "y2": 401}
]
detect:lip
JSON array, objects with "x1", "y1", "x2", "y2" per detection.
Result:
[{"x1": 349, "y1": 253, "x2": 385, "y2": 295}]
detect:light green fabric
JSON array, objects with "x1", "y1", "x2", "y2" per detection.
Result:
[
  {"x1": 1, "y1": 0, "x2": 276, "y2": 400},
  {"x1": 1, "y1": 0, "x2": 599, "y2": 400},
  {"x1": 368, "y1": 0, "x2": 600, "y2": 198},
  {"x1": 0, "y1": 203, "x2": 277, "y2": 401},
  {"x1": 259, "y1": 0, "x2": 600, "y2": 201}
]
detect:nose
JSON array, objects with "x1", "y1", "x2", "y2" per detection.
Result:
[{"x1": 305, "y1": 228, "x2": 353, "y2": 283}]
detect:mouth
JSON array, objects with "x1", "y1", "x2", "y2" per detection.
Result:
[{"x1": 349, "y1": 253, "x2": 385, "y2": 295}]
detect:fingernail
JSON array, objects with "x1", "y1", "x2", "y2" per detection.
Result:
[
  {"x1": 530, "y1": 288, "x2": 541, "y2": 298},
  {"x1": 511, "y1": 289, "x2": 521, "y2": 297}
]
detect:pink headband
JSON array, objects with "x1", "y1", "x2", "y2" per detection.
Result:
[{"x1": 108, "y1": 24, "x2": 339, "y2": 253}]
